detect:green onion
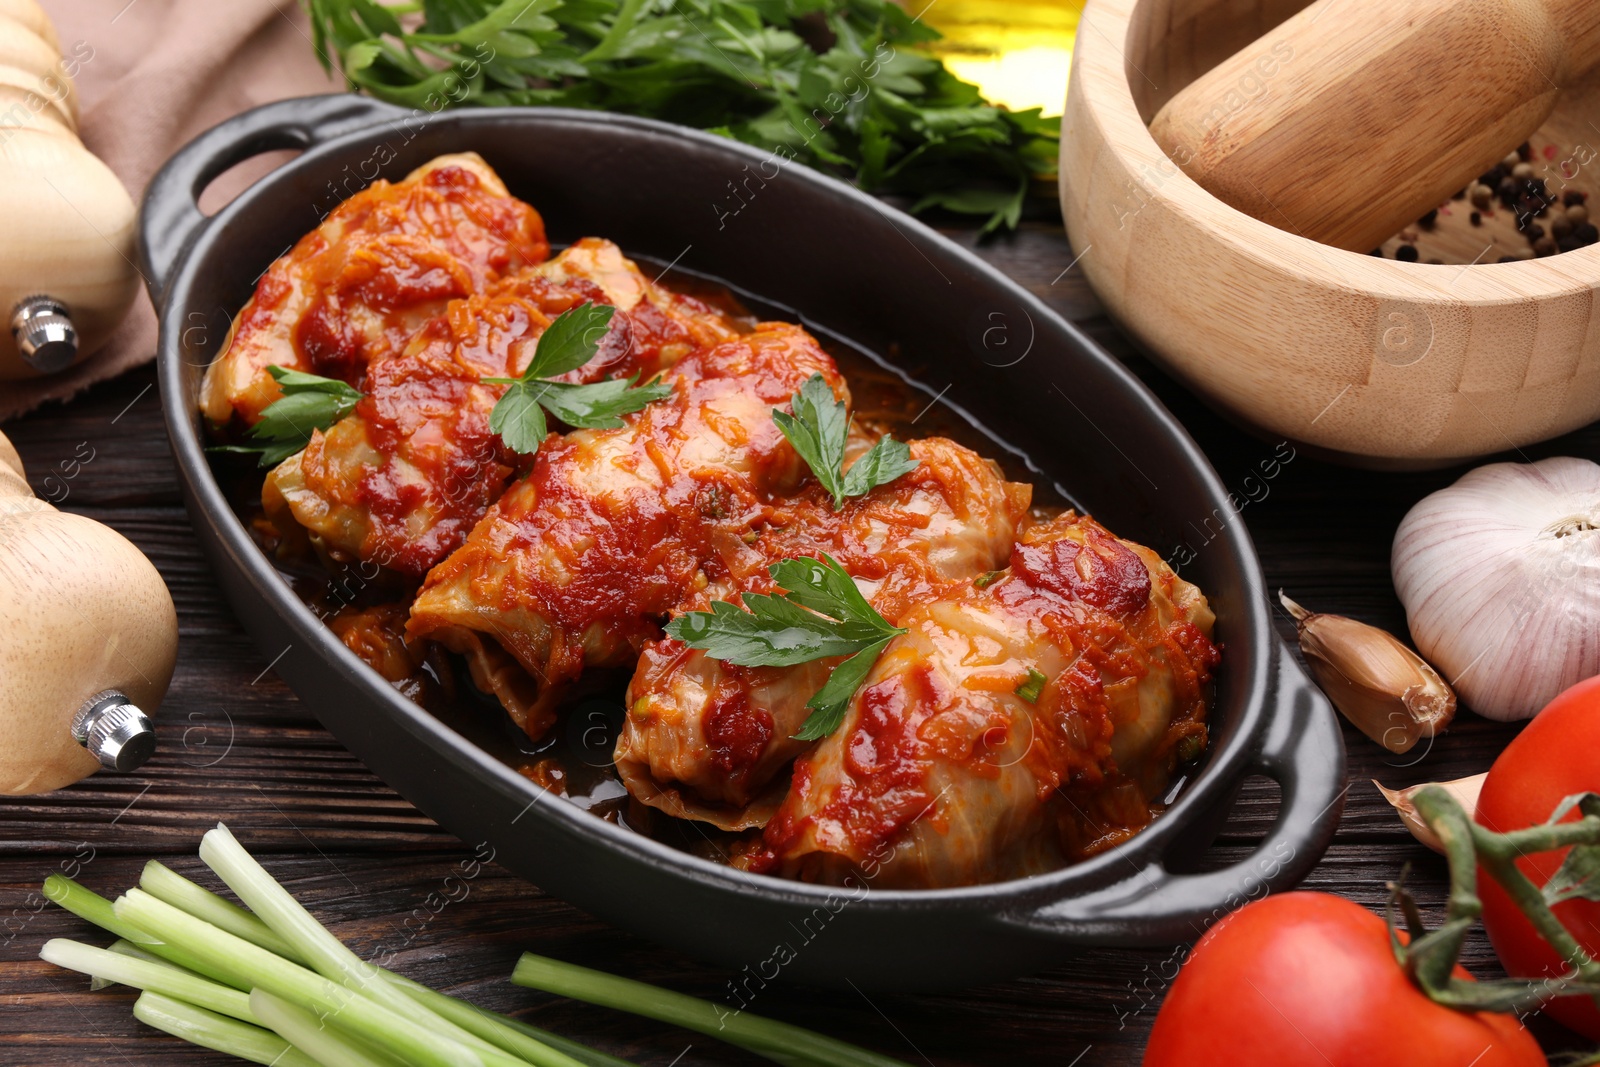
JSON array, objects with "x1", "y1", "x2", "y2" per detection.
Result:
[
  {"x1": 512, "y1": 953, "x2": 914, "y2": 1067},
  {"x1": 386, "y1": 973, "x2": 637, "y2": 1067},
  {"x1": 39, "y1": 824, "x2": 904, "y2": 1067},
  {"x1": 140, "y1": 860, "x2": 299, "y2": 959},
  {"x1": 116, "y1": 888, "x2": 529, "y2": 1067},
  {"x1": 144, "y1": 868, "x2": 634, "y2": 1067},
  {"x1": 250, "y1": 988, "x2": 404, "y2": 1067},
  {"x1": 197, "y1": 824, "x2": 585, "y2": 1067},
  {"x1": 43, "y1": 873, "x2": 242, "y2": 987},
  {"x1": 41, "y1": 938, "x2": 256, "y2": 1023},
  {"x1": 131, "y1": 991, "x2": 320, "y2": 1067},
  {"x1": 54, "y1": 861, "x2": 636, "y2": 1067}
]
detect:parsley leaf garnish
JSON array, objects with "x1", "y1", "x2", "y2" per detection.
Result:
[
  {"x1": 484, "y1": 301, "x2": 671, "y2": 455},
  {"x1": 1015, "y1": 668, "x2": 1047, "y2": 704},
  {"x1": 664, "y1": 554, "x2": 906, "y2": 740},
  {"x1": 774, "y1": 374, "x2": 919, "y2": 510},
  {"x1": 210, "y1": 365, "x2": 363, "y2": 467}
]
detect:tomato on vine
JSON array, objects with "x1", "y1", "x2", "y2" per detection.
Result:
[
  {"x1": 1477, "y1": 675, "x2": 1600, "y2": 1039},
  {"x1": 1141, "y1": 892, "x2": 1546, "y2": 1067}
]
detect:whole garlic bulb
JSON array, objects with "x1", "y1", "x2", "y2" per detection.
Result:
[{"x1": 1392, "y1": 457, "x2": 1600, "y2": 721}]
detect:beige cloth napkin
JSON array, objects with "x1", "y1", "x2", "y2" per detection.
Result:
[{"x1": 0, "y1": 0, "x2": 338, "y2": 420}]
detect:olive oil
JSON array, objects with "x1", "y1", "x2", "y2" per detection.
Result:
[{"x1": 913, "y1": 0, "x2": 1083, "y2": 116}]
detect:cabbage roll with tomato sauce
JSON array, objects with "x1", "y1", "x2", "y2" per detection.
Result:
[
  {"x1": 616, "y1": 436, "x2": 1032, "y2": 830},
  {"x1": 406, "y1": 323, "x2": 847, "y2": 740},
  {"x1": 263, "y1": 239, "x2": 740, "y2": 575},
  {"x1": 200, "y1": 153, "x2": 549, "y2": 426},
  {"x1": 749, "y1": 512, "x2": 1219, "y2": 888}
]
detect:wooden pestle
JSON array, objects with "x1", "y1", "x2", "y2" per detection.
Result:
[{"x1": 1147, "y1": 0, "x2": 1600, "y2": 252}]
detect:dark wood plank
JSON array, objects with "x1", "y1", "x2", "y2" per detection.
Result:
[{"x1": 1, "y1": 210, "x2": 1593, "y2": 1065}]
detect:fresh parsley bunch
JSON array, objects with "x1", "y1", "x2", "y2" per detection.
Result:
[
  {"x1": 666, "y1": 554, "x2": 906, "y2": 739},
  {"x1": 304, "y1": 0, "x2": 1060, "y2": 233}
]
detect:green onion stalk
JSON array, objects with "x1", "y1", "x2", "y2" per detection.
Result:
[{"x1": 37, "y1": 822, "x2": 910, "y2": 1067}]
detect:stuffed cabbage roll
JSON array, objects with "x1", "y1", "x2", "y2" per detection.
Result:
[
  {"x1": 750, "y1": 512, "x2": 1219, "y2": 888},
  {"x1": 201, "y1": 153, "x2": 549, "y2": 425},
  {"x1": 615, "y1": 437, "x2": 1032, "y2": 830},
  {"x1": 263, "y1": 239, "x2": 740, "y2": 575},
  {"x1": 406, "y1": 323, "x2": 846, "y2": 739}
]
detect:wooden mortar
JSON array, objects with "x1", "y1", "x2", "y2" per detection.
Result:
[{"x1": 1061, "y1": 0, "x2": 1600, "y2": 467}]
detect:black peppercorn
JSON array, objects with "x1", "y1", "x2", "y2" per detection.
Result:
[
  {"x1": 1395, "y1": 244, "x2": 1420, "y2": 262},
  {"x1": 1419, "y1": 209, "x2": 1438, "y2": 228},
  {"x1": 1470, "y1": 211, "x2": 1483, "y2": 226},
  {"x1": 1565, "y1": 190, "x2": 1588, "y2": 207}
]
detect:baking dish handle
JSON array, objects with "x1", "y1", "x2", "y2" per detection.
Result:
[
  {"x1": 139, "y1": 94, "x2": 407, "y2": 305},
  {"x1": 994, "y1": 640, "x2": 1346, "y2": 945}
]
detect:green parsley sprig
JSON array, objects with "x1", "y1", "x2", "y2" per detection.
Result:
[
  {"x1": 775, "y1": 374, "x2": 918, "y2": 510},
  {"x1": 211, "y1": 366, "x2": 364, "y2": 467},
  {"x1": 304, "y1": 0, "x2": 1060, "y2": 234},
  {"x1": 664, "y1": 554, "x2": 905, "y2": 740},
  {"x1": 483, "y1": 301, "x2": 672, "y2": 455}
]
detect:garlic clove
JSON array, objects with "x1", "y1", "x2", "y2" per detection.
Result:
[
  {"x1": 1375, "y1": 774, "x2": 1487, "y2": 852},
  {"x1": 1280, "y1": 591, "x2": 1456, "y2": 754}
]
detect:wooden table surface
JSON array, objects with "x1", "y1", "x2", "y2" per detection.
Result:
[{"x1": 2, "y1": 204, "x2": 1594, "y2": 1067}]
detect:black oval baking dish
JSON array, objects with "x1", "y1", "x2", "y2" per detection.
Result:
[{"x1": 145, "y1": 94, "x2": 1346, "y2": 992}]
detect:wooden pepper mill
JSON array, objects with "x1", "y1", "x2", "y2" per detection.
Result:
[
  {"x1": 1149, "y1": 0, "x2": 1600, "y2": 252},
  {"x1": 0, "y1": 0, "x2": 138, "y2": 379},
  {"x1": 0, "y1": 429, "x2": 177, "y2": 794}
]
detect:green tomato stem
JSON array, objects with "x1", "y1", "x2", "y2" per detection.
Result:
[
  {"x1": 1409, "y1": 786, "x2": 1600, "y2": 1017},
  {"x1": 1473, "y1": 824, "x2": 1600, "y2": 993},
  {"x1": 511, "y1": 952, "x2": 914, "y2": 1067}
]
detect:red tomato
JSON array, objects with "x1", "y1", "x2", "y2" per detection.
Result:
[
  {"x1": 1143, "y1": 892, "x2": 1545, "y2": 1067},
  {"x1": 1477, "y1": 674, "x2": 1600, "y2": 1039}
]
